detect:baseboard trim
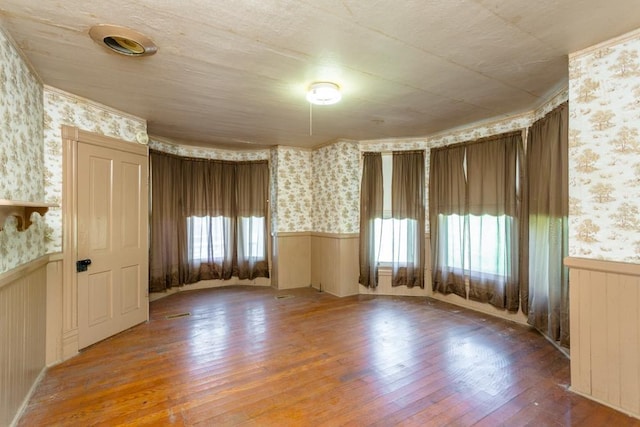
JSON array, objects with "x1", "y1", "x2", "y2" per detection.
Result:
[
  {"x1": 310, "y1": 232, "x2": 358, "y2": 239},
  {"x1": 569, "y1": 387, "x2": 640, "y2": 421},
  {"x1": 10, "y1": 366, "x2": 47, "y2": 427}
]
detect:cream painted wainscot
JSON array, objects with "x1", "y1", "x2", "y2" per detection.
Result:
[
  {"x1": 0, "y1": 254, "x2": 64, "y2": 426},
  {"x1": 566, "y1": 256, "x2": 640, "y2": 419}
]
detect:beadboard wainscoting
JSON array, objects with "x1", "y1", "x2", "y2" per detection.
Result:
[
  {"x1": 0, "y1": 256, "x2": 48, "y2": 426},
  {"x1": 274, "y1": 232, "x2": 311, "y2": 290},
  {"x1": 566, "y1": 256, "x2": 640, "y2": 419},
  {"x1": 45, "y1": 255, "x2": 63, "y2": 366},
  {"x1": 310, "y1": 232, "x2": 359, "y2": 297}
]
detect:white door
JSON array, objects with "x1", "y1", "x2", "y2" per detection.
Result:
[{"x1": 77, "y1": 140, "x2": 148, "y2": 349}]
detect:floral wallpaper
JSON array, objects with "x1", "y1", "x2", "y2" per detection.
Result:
[
  {"x1": 0, "y1": 28, "x2": 46, "y2": 274},
  {"x1": 270, "y1": 147, "x2": 279, "y2": 235},
  {"x1": 272, "y1": 146, "x2": 312, "y2": 232},
  {"x1": 312, "y1": 141, "x2": 360, "y2": 234},
  {"x1": 568, "y1": 29, "x2": 640, "y2": 263},
  {"x1": 43, "y1": 87, "x2": 147, "y2": 253},
  {"x1": 0, "y1": 215, "x2": 47, "y2": 273}
]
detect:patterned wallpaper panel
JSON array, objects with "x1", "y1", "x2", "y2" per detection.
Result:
[
  {"x1": 0, "y1": 215, "x2": 47, "y2": 273},
  {"x1": 569, "y1": 30, "x2": 640, "y2": 263},
  {"x1": 0, "y1": 31, "x2": 44, "y2": 202},
  {"x1": 43, "y1": 87, "x2": 147, "y2": 253},
  {"x1": 274, "y1": 146, "x2": 312, "y2": 232},
  {"x1": 0, "y1": 29, "x2": 46, "y2": 274},
  {"x1": 270, "y1": 147, "x2": 279, "y2": 235},
  {"x1": 312, "y1": 141, "x2": 360, "y2": 234}
]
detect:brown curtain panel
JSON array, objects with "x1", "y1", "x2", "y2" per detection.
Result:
[
  {"x1": 518, "y1": 140, "x2": 529, "y2": 315},
  {"x1": 527, "y1": 102, "x2": 569, "y2": 346},
  {"x1": 391, "y1": 151, "x2": 425, "y2": 288},
  {"x1": 149, "y1": 151, "x2": 269, "y2": 290},
  {"x1": 183, "y1": 159, "x2": 237, "y2": 282},
  {"x1": 359, "y1": 152, "x2": 383, "y2": 288},
  {"x1": 429, "y1": 145, "x2": 467, "y2": 298},
  {"x1": 465, "y1": 133, "x2": 521, "y2": 311},
  {"x1": 182, "y1": 159, "x2": 236, "y2": 218},
  {"x1": 235, "y1": 161, "x2": 270, "y2": 279},
  {"x1": 149, "y1": 151, "x2": 187, "y2": 292}
]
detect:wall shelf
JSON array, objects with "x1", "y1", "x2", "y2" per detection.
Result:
[{"x1": 0, "y1": 199, "x2": 58, "y2": 232}]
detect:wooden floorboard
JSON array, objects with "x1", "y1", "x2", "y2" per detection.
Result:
[{"x1": 18, "y1": 286, "x2": 640, "y2": 426}]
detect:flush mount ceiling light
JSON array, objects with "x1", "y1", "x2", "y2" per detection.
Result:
[
  {"x1": 306, "y1": 82, "x2": 342, "y2": 105},
  {"x1": 89, "y1": 25, "x2": 157, "y2": 57}
]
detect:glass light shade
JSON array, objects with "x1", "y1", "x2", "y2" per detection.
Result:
[{"x1": 306, "y1": 82, "x2": 341, "y2": 105}]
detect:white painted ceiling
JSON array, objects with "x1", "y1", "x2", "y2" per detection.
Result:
[{"x1": 1, "y1": 1, "x2": 640, "y2": 149}]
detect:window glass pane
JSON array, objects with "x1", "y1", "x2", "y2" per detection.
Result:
[
  {"x1": 438, "y1": 214, "x2": 465, "y2": 270},
  {"x1": 374, "y1": 217, "x2": 416, "y2": 263},
  {"x1": 468, "y1": 214, "x2": 509, "y2": 276},
  {"x1": 189, "y1": 216, "x2": 266, "y2": 262},
  {"x1": 188, "y1": 216, "x2": 227, "y2": 261},
  {"x1": 239, "y1": 216, "x2": 265, "y2": 259},
  {"x1": 440, "y1": 214, "x2": 510, "y2": 276}
]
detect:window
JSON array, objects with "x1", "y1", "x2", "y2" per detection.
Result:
[
  {"x1": 149, "y1": 153, "x2": 269, "y2": 288},
  {"x1": 359, "y1": 150, "x2": 425, "y2": 288},
  {"x1": 439, "y1": 213, "x2": 511, "y2": 277},
  {"x1": 188, "y1": 215, "x2": 265, "y2": 262},
  {"x1": 188, "y1": 216, "x2": 227, "y2": 261},
  {"x1": 374, "y1": 153, "x2": 418, "y2": 264},
  {"x1": 374, "y1": 218, "x2": 417, "y2": 264},
  {"x1": 430, "y1": 133, "x2": 520, "y2": 310},
  {"x1": 238, "y1": 216, "x2": 266, "y2": 259}
]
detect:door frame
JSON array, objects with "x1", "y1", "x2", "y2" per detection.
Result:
[{"x1": 61, "y1": 125, "x2": 148, "y2": 358}]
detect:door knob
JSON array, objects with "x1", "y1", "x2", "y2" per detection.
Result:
[{"x1": 76, "y1": 259, "x2": 92, "y2": 272}]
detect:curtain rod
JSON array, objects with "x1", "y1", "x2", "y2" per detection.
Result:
[
  {"x1": 361, "y1": 128, "x2": 526, "y2": 156},
  {"x1": 361, "y1": 149, "x2": 425, "y2": 156},
  {"x1": 435, "y1": 129, "x2": 524, "y2": 152},
  {"x1": 150, "y1": 149, "x2": 268, "y2": 164}
]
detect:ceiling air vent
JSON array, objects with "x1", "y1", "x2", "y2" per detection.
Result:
[{"x1": 89, "y1": 24, "x2": 157, "y2": 57}]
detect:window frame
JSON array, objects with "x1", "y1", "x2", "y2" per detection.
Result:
[{"x1": 188, "y1": 215, "x2": 267, "y2": 263}]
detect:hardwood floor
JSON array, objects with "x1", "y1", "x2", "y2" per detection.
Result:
[{"x1": 19, "y1": 286, "x2": 639, "y2": 426}]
